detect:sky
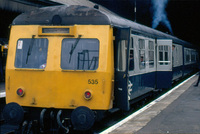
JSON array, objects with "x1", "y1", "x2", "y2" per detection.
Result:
[
  {"x1": 1, "y1": 0, "x2": 199, "y2": 47},
  {"x1": 91, "y1": 0, "x2": 200, "y2": 47}
]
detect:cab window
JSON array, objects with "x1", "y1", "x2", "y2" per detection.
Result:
[
  {"x1": 15, "y1": 38, "x2": 48, "y2": 69},
  {"x1": 61, "y1": 38, "x2": 99, "y2": 70}
]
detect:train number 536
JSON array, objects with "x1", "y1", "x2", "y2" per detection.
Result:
[{"x1": 88, "y1": 79, "x2": 98, "y2": 84}]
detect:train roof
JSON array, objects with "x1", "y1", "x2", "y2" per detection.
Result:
[{"x1": 12, "y1": 5, "x2": 193, "y2": 47}]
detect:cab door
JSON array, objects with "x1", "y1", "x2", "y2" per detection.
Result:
[
  {"x1": 156, "y1": 39, "x2": 173, "y2": 89},
  {"x1": 114, "y1": 28, "x2": 131, "y2": 111}
]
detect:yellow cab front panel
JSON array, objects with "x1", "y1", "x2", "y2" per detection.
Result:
[{"x1": 6, "y1": 25, "x2": 114, "y2": 110}]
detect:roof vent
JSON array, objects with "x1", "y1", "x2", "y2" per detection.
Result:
[{"x1": 52, "y1": 15, "x2": 62, "y2": 25}]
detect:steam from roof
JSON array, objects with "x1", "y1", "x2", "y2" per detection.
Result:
[{"x1": 151, "y1": 0, "x2": 173, "y2": 34}]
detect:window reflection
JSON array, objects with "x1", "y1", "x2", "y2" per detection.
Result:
[{"x1": 61, "y1": 38, "x2": 99, "y2": 70}]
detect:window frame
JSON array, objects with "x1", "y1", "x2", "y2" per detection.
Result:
[
  {"x1": 148, "y1": 40, "x2": 154, "y2": 68},
  {"x1": 129, "y1": 37, "x2": 134, "y2": 71},
  {"x1": 14, "y1": 38, "x2": 49, "y2": 69},
  {"x1": 158, "y1": 45, "x2": 171, "y2": 65},
  {"x1": 117, "y1": 40, "x2": 127, "y2": 71},
  {"x1": 138, "y1": 39, "x2": 146, "y2": 70},
  {"x1": 61, "y1": 38, "x2": 100, "y2": 71}
]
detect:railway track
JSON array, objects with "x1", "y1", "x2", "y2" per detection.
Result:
[
  {"x1": 0, "y1": 73, "x2": 196, "y2": 134},
  {"x1": 0, "y1": 91, "x2": 162, "y2": 134}
]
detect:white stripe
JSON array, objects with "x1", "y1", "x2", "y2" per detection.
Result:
[
  {"x1": 0, "y1": 91, "x2": 6, "y2": 98},
  {"x1": 99, "y1": 73, "x2": 196, "y2": 134}
]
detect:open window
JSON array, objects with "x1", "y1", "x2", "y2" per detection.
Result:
[{"x1": 129, "y1": 37, "x2": 134, "y2": 71}]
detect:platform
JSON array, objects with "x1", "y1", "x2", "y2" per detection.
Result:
[
  {"x1": 102, "y1": 74, "x2": 200, "y2": 134},
  {"x1": 0, "y1": 82, "x2": 5, "y2": 98}
]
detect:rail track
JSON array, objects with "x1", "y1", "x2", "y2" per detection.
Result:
[{"x1": 0, "y1": 73, "x2": 196, "y2": 134}]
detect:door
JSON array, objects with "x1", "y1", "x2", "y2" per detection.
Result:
[
  {"x1": 156, "y1": 39, "x2": 173, "y2": 89},
  {"x1": 114, "y1": 27, "x2": 131, "y2": 111}
]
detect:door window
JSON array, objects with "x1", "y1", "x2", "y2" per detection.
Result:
[{"x1": 158, "y1": 45, "x2": 170, "y2": 65}]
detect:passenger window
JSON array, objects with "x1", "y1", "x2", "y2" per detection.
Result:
[
  {"x1": 118, "y1": 40, "x2": 127, "y2": 71},
  {"x1": 191, "y1": 51, "x2": 196, "y2": 62},
  {"x1": 15, "y1": 38, "x2": 48, "y2": 69},
  {"x1": 158, "y1": 45, "x2": 170, "y2": 65},
  {"x1": 185, "y1": 49, "x2": 190, "y2": 64},
  {"x1": 129, "y1": 37, "x2": 134, "y2": 71},
  {"x1": 61, "y1": 38, "x2": 99, "y2": 70},
  {"x1": 148, "y1": 41, "x2": 154, "y2": 68},
  {"x1": 139, "y1": 39, "x2": 145, "y2": 69}
]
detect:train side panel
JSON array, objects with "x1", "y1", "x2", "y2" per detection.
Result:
[
  {"x1": 156, "y1": 40, "x2": 173, "y2": 89},
  {"x1": 172, "y1": 44, "x2": 183, "y2": 81},
  {"x1": 183, "y1": 47, "x2": 198, "y2": 76},
  {"x1": 128, "y1": 35, "x2": 156, "y2": 100}
]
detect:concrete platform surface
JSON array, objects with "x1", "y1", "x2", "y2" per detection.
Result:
[{"x1": 109, "y1": 75, "x2": 200, "y2": 134}]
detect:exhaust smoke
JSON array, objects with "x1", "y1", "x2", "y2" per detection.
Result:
[{"x1": 151, "y1": 0, "x2": 173, "y2": 34}]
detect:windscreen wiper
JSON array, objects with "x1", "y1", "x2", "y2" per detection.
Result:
[
  {"x1": 26, "y1": 35, "x2": 35, "y2": 64},
  {"x1": 69, "y1": 35, "x2": 82, "y2": 63}
]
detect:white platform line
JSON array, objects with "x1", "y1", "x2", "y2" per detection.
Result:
[
  {"x1": 0, "y1": 91, "x2": 6, "y2": 98},
  {"x1": 100, "y1": 74, "x2": 196, "y2": 134}
]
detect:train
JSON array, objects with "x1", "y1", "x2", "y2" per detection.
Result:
[{"x1": 2, "y1": 4, "x2": 198, "y2": 133}]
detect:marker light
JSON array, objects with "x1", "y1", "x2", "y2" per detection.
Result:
[
  {"x1": 17, "y1": 88, "x2": 25, "y2": 97},
  {"x1": 84, "y1": 91, "x2": 92, "y2": 100}
]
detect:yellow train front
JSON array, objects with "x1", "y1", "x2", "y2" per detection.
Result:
[{"x1": 3, "y1": 5, "x2": 115, "y2": 132}]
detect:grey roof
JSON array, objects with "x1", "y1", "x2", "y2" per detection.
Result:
[{"x1": 12, "y1": 4, "x2": 193, "y2": 47}]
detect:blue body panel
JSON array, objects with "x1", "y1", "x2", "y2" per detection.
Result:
[
  {"x1": 129, "y1": 71, "x2": 156, "y2": 100},
  {"x1": 156, "y1": 71, "x2": 172, "y2": 89},
  {"x1": 183, "y1": 63, "x2": 197, "y2": 76},
  {"x1": 172, "y1": 65, "x2": 183, "y2": 80}
]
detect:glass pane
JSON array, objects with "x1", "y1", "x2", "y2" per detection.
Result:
[
  {"x1": 129, "y1": 37, "x2": 134, "y2": 71},
  {"x1": 149, "y1": 51, "x2": 154, "y2": 68},
  {"x1": 148, "y1": 41, "x2": 154, "y2": 68},
  {"x1": 149, "y1": 41, "x2": 154, "y2": 50},
  {"x1": 15, "y1": 38, "x2": 48, "y2": 69},
  {"x1": 61, "y1": 38, "x2": 99, "y2": 70},
  {"x1": 129, "y1": 50, "x2": 134, "y2": 71},
  {"x1": 130, "y1": 38, "x2": 134, "y2": 48},
  {"x1": 164, "y1": 46, "x2": 169, "y2": 51},
  {"x1": 159, "y1": 51, "x2": 163, "y2": 65},
  {"x1": 159, "y1": 46, "x2": 163, "y2": 51},
  {"x1": 139, "y1": 50, "x2": 145, "y2": 69},
  {"x1": 139, "y1": 39, "x2": 145, "y2": 49},
  {"x1": 165, "y1": 52, "x2": 169, "y2": 65},
  {"x1": 118, "y1": 40, "x2": 127, "y2": 71}
]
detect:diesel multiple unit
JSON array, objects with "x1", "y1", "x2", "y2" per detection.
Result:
[{"x1": 3, "y1": 5, "x2": 198, "y2": 133}]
